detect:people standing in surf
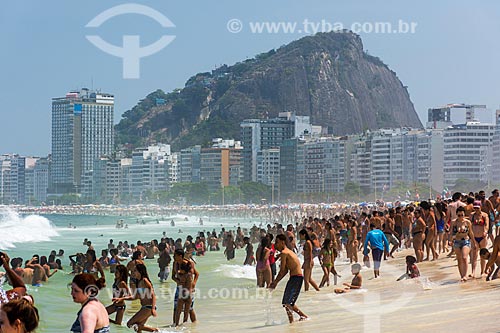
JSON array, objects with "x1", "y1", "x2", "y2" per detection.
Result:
[
  {"x1": 82, "y1": 250, "x2": 105, "y2": 280},
  {"x1": 174, "y1": 261, "x2": 193, "y2": 326},
  {"x1": 127, "y1": 250, "x2": 145, "y2": 293},
  {"x1": 319, "y1": 238, "x2": 335, "y2": 287},
  {"x1": 267, "y1": 234, "x2": 277, "y2": 282},
  {"x1": 298, "y1": 229, "x2": 320, "y2": 291},
  {"x1": 172, "y1": 249, "x2": 199, "y2": 324},
  {"x1": 70, "y1": 273, "x2": 109, "y2": 333},
  {"x1": 114, "y1": 264, "x2": 157, "y2": 332},
  {"x1": 224, "y1": 234, "x2": 236, "y2": 261},
  {"x1": 106, "y1": 265, "x2": 130, "y2": 325},
  {"x1": 157, "y1": 243, "x2": 171, "y2": 283},
  {"x1": 255, "y1": 237, "x2": 272, "y2": 288},
  {"x1": 269, "y1": 234, "x2": 308, "y2": 323},
  {"x1": 451, "y1": 206, "x2": 475, "y2": 282},
  {"x1": 243, "y1": 237, "x2": 255, "y2": 265}
]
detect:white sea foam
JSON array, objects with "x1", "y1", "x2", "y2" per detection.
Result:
[
  {"x1": 0, "y1": 209, "x2": 59, "y2": 249},
  {"x1": 214, "y1": 264, "x2": 256, "y2": 280}
]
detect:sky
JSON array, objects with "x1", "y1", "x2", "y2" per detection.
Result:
[{"x1": 1, "y1": 0, "x2": 500, "y2": 156}]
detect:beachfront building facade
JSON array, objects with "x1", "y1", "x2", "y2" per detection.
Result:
[
  {"x1": 491, "y1": 110, "x2": 500, "y2": 185},
  {"x1": 240, "y1": 117, "x2": 292, "y2": 183},
  {"x1": 200, "y1": 148, "x2": 230, "y2": 192},
  {"x1": 179, "y1": 146, "x2": 201, "y2": 183},
  {"x1": 256, "y1": 148, "x2": 280, "y2": 187},
  {"x1": 296, "y1": 137, "x2": 346, "y2": 194},
  {"x1": 24, "y1": 157, "x2": 49, "y2": 204},
  {"x1": 443, "y1": 122, "x2": 495, "y2": 188},
  {"x1": 0, "y1": 154, "x2": 26, "y2": 204},
  {"x1": 178, "y1": 140, "x2": 242, "y2": 192},
  {"x1": 50, "y1": 88, "x2": 114, "y2": 195},
  {"x1": 279, "y1": 138, "x2": 298, "y2": 198},
  {"x1": 346, "y1": 128, "x2": 445, "y2": 194}
]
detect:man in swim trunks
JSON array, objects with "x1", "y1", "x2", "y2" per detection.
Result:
[{"x1": 269, "y1": 234, "x2": 308, "y2": 323}]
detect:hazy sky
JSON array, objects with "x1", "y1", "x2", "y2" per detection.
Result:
[{"x1": 1, "y1": 0, "x2": 500, "y2": 155}]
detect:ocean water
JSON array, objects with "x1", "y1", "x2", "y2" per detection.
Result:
[{"x1": 2, "y1": 209, "x2": 500, "y2": 333}]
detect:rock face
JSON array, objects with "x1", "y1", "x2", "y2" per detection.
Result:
[{"x1": 116, "y1": 31, "x2": 422, "y2": 150}]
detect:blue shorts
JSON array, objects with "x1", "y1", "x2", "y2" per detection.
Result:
[
  {"x1": 453, "y1": 239, "x2": 471, "y2": 249},
  {"x1": 282, "y1": 275, "x2": 303, "y2": 306}
]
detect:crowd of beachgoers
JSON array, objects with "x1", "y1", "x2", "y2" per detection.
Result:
[{"x1": 3, "y1": 190, "x2": 500, "y2": 332}]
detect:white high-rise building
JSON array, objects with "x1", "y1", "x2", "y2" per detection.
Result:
[
  {"x1": 0, "y1": 154, "x2": 25, "y2": 204},
  {"x1": 443, "y1": 122, "x2": 495, "y2": 188},
  {"x1": 50, "y1": 88, "x2": 114, "y2": 194}
]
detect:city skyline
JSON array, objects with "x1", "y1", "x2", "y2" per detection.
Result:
[{"x1": 2, "y1": 1, "x2": 500, "y2": 155}]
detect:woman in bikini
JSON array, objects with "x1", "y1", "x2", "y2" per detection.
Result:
[
  {"x1": 347, "y1": 220, "x2": 359, "y2": 264},
  {"x1": 106, "y1": 265, "x2": 130, "y2": 325},
  {"x1": 319, "y1": 238, "x2": 334, "y2": 287},
  {"x1": 83, "y1": 250, "x2": 105, "y2": 280},
  {"x1": 451, "y1": 206, "x2": 475, "y2": 282},
  {"x1": 255, "y1": 237, "x2": 272, "y2": 288},
  {"x1": 412, "y1": 209, "x2": 426, "y2": 263},
  {"x1": 470, "y1": 200, "x2": 489, "y2": 278},
  {"x1": 298, "y1": 229, "x2": 320, "y2": 291},
  {"x1": 114, "y1": 263, "x2": 157, "y2": 332},
  {"x1": 420, "y1": 201, "x2": 439, "y2": 261},
  {"x1": 434, "y1": 201, "x2": 448, "y2": 254}
]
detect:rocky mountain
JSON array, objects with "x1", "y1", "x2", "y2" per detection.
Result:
[{"x1": 115, "y1": 31, "x2": 422, "y2": 150}]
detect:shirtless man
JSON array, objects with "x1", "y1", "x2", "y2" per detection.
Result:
[
  {"x1": 269, "y1": 234, "x2": 308, "y2": 323},
  {"x1": 286, "y1": 224, "x2": 297, "y2": 252}
]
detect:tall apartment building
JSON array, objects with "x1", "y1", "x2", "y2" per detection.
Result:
[
  {"x1": 179, "y1": 146, "x2": 201, "y2": 183},
  {"x1": 200, "y1": 148, "x2": 230, "y2": 192},
  {"x1": 128, "y1": 145, "x2": 171, "y2": 200},
  {"x1": 241, "y1": 114, "x2": 295, "y2": 182},
  {"x1": 492, "y1": 110, "x2": 500, "y2": 185},
  {"x1": 279, "y1": 139, "x2": 298, "y2": 198},
  {"x1": 369, "y1": 129, "x2": 420, "y2": 191},
  {"x1": 24, "y1": 157, "x2": 49, "y2": 204},
  {"x1": 443, "y1": 122, "x2": 495, "y2": 188},
  {"x1": 257, "y1": 148, "x2": 280, "y2": 187},
  {"x1": 211, "y1": 139, "x2": 243, "y2": 187},
  {"x1": 0, "y1": 155, "x2": 25, "y2": 204},
  {"x1": 295, "y1": 137, "x2": 346, "y2": 194},
  {"x1": 50, "y1": 88, "x2": 114, "y2": 194}
]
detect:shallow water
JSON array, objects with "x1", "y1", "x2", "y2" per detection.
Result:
[{"x1": 2, "y1": 210, "x2": 500, "y2": 333}]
